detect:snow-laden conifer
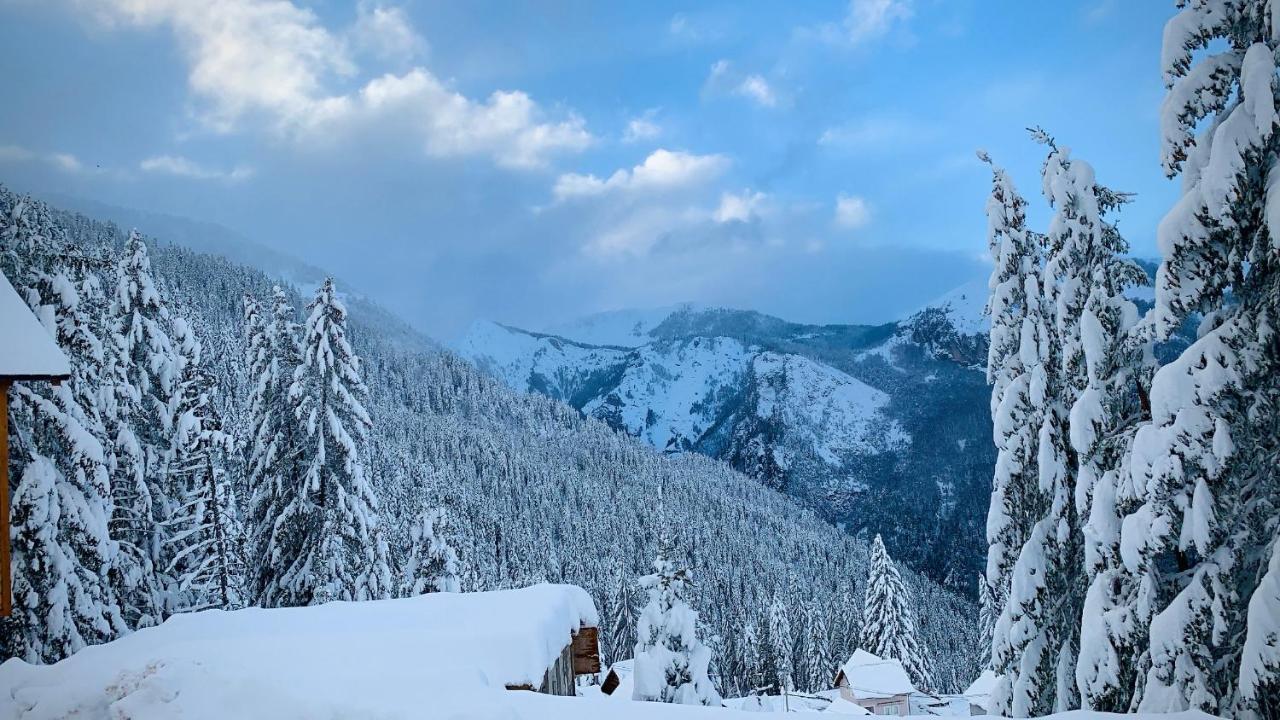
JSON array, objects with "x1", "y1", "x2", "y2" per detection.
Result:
[
  {"x1": 862, "y1": 534, "x2": 933, "y2": 691},
  {"x1": 402, "y1": 506, "x2": 461, "y2": 595},
  {"x1": 108, "y1": 231, "x2": 179, "y2": 621},
  {"x1": 163, "y1": 317, "x2": 246, "y2": 611},
  {"x1": 633, "y1": 503, "x2": 721, "y2": 706},
  {"x1": 282, "y1": 278, "x2": 392, "y2": 604},
  {"x1": 1119, "y1": 4, "x2": 1280, "y2": 714}
]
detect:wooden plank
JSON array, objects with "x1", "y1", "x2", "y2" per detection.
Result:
[
  {"x1": 1, "y1": 380, "x2": 10, "y2": 618},
  {"x1": 571, "y1": 625, "x2": 600, "y2": 675}
]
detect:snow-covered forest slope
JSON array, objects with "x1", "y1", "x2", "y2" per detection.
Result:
[
  {"x1": 0, "y1": 187, "x2": 978, "y2": 693},
  {"x1": 456, "y1": 285, "x2": 995, "y2": 588}
]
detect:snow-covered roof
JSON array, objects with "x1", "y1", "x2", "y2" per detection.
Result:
[
  {"x1": 604, "y1": 659, "x2": 636, "y2": 699},
  {"x1": 963, "y1": 669, "x2": 998, "y2": 708},
  {"x1": 0, "y1": 584, "x2": 599, "y2": 719},
  {"x1": 0, "y1": 268, "x2": 71, "y2": 380},
  {"x1": 835, "y1": 650, "x2": 916, "y2": 699}
]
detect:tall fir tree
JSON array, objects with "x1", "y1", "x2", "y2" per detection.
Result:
[
  {"x1": 0, "y1": 192, "x2": 127, "y2": 662},
  {"x1": 244, "y1": 287, "x2": 304, "y2": 606},
  {"x1": 979, "y1": 152, "x2": 1047, "y2": 694},
  {"x1": 162, "y1": 317, "x2": 246, "y2": 611},
  {"x1": 862, "y1": 534, "x2": 934, "y2": 691},
  {"x1": 108, "y1": 231, "x2": 179, "y2": 623},
  {"x1": 632, "y1": 499, "x2": 721, "y2": 706},
  {"x1": 1121, "y1": 3, "x2": 1280, "y2": 715},
  {"x1": 609, "y1": 576, "x2": 638, "y2": 666},
  {"x1": 766, "y1": 595, "x2": 795, "y2": 694},
  {"x1": 283, "y1": 278, "x2": 392, "y2": 604}
]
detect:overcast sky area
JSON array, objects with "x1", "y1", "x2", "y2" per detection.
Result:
[{"x1": 0, "y1": 0, "x2": 1177, "y2": 340}]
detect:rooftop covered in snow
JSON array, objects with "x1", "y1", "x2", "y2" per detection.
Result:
[
  {"x1": 0, "y1": 268, "x2": 71, "y2": 381},
  {"x1": 0, "y1": 584, "x2": 600, "y2": 718},
  {"x1": 833, "y1": 649, "x2": 917, "y2": 700}
]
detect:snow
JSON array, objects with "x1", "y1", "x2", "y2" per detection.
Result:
[
  {"x1": 0, "y1": 268, "x2": 72, "y2": 379},
  {"x1": 836, "y1": 650, "x2": 916, "y2": 700},
  {"x1": 454, "y1": 319, "x2": 628, "y2": 397},
  {"x1": 605, "y1": 659, "x2": 636, "y2": 700},
  {"x1": 963, "y1": 669, "x2": 998, "y2": 711},
  {"x1": 912, "y1": 279, "x2": 992, "y2": 336},
  {"x1": 540, "y1": 304, "x2": 696, "y2": 348},
  {"x1": 752, "y1": 352, "x2": 909, "y2": 463},
  {"x1": 0, "y1": 584, "x2": 599, "y2": 720}
]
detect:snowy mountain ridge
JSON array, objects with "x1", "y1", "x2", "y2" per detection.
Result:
[{"x1": 454, "y1": 293, "x2": 995, "y2": 587}]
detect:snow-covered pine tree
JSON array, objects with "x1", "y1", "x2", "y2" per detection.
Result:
[
  {"x1": 244, "y1": 287, "x2": 304, "y2": 606},
  {"x1": 282, "y1": 278, "x2": 392, "y2": 605},
  {"x1": 978, "y1": 152, "x2": 1046, "y2": 693},
  {"x1": 162, "y1": 317, "x2": 246, "y2": 611},
  {"x1": 1120, "y1": 4, "x2": 1280, "y2": 715},
  {"x1": 1067, "y1": 163, "x2": 1152, "y2": 713},
  {"x1": 633, "y1": 521, "x2": 721, "y2": 705},
  {"x1": 108, "y1": 230, "x2": 179, "y2": 622},
  {"x1": 766, "y1": 595, "x2": 794, "y2": 694},
  {"x1": 0, "y1": 192, "x2": 127, "y2": 662},
  {"x1": 609, "y1": 576, "x2": 638, "y2": 666},
  {"x1": 402, "y1": 505, "x2": 461, "y2": 595},
  {"x1": 862, "y1": 534, "x2": 934, "y2": 691},
  {"x1": 799, "y1": 599, "x2": 833, "y2": 692},
  {"x1": 977, "y1": 575, "x2": 997, "y2": 673}
]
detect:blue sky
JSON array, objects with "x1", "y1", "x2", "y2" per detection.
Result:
[{"x1": 0, "y1": 0, "x2": 1177, "y2": 338}]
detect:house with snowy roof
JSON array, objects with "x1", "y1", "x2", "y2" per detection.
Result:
[
  {"x1": 832, "y1": 650, "x2": 915, "y2": 715},
  {"x1": 0, "y1": 584, "x2": 603, "y2": 716}
]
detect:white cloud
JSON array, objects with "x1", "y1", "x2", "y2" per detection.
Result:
[
  {"x1": 735, "y1": 75, "x2": 776, "y2": 108},
  {"x1": 77, "y1": 0, "x2": 592, "y2": 169},
  {"x1": 0, "y1": 144, "x2": 36, "y2": 162},
  {"x1": 623, "y1": 110, "x2": 661, "y2": 143},
  {"x1": 0, "y1": 144, "x2": 111, "y2": 175},
  {"x1": 351, "y1": 2, "x2": 426, "y2": 65},
  {"x1": 843, "y1": 0, "x2": 913, "y2": 46},
  {"x1": 140, "y1": 154, "x2": 254, "y2": 182},
  {"x1": 705, "y1": 60, "x2": 779, "y2": 108},
  {"x1": 834, "y1": 194, "x2": 871, "y2": 229},
  {"x1": 49, "y1": 153, "x2": 85, "y2": 173},
  {"x1": 713, "y1": 190, "x2": 766, "y2": 223},
  {"x1": 553, "y1": 149, "x2": 729, "y2": 201}
]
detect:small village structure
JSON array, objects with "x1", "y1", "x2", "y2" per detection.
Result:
[
  {"x1": 833, "y1": 650, "x2": 915, "y2": 714},
  {"x1": 0, "y1": 268, "x2": 72, "y2": 617}
]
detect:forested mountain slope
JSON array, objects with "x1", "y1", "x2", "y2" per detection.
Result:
[
  {"x1": 1, "y1": 187, "x2": 978, "y2": 694},
  {"x1": 456, "y1": 284, "x2": 995, "y2": 588}
]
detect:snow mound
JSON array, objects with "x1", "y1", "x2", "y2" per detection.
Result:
[{"x1": 0, "y1": 584, "x2": 598, "y2": 719}]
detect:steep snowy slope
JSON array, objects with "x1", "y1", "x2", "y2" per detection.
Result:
[{"x1": 455, "y1": 297, "x2": 993, "y2": 588}]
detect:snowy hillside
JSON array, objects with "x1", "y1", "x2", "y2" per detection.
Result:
[{"x1": 455, "y1": 296, "x2": 993, "y2": 587}]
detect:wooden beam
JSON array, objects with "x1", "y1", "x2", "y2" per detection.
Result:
[
  {"x1": 571, "y1": 625, "x2": 600, "y2": 675},
  {"x1": 1, "y1": 380, "x2": 10, "y2": 618}
]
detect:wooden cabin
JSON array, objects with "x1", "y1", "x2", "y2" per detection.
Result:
[
  {"x1": 505, "y1": 624, "x2": 600, "y2": 696},
  {"x1": 0, "y1": 268, "x2": 72, "y2": 617},
  {"x1": 832, "y1": 650, "x2": 915, "y2": 715}
]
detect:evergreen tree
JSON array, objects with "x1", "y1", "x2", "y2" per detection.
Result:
[
  {"x1": 979, "y1": 151, "x2": 1046, "y2": 697},
  {"x1": 282, "y1": 278, "x2": 392, "y2": 604},
  {"x1": 1122, "y1": 5, "x2": 1280, "y2": 715},
  {"x1": 862, "y1": 534, "x2": 933, "y2": 691},
  {"x1": 0, "y1": 193, "x2": 126, "y2": 661},
  {"x1": 767, "y1": 595, "x2": 794, "y2": 694},
  {"x1": 977, "y1": 574, "x2": 996, "y2": 673},
  {"x1": 608, "y1": 576, "x2": 637, "y2": 665},
  {"x1": 632, "y1": 519, "x2": 721, "y2": 705},
  {"x1": 163, "y1": 317, "x2": 246, "y2": 611},
  {"x1": 245, "y1": 287, "x2": 304, "y2": 606},
  {"x1": 108, "y1": 231, "x2": 179, "y2": 622},
  {"x1": 402, "y1": 506, "x2": 461, "y2": 595}
]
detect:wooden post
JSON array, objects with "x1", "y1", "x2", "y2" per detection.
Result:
[{"x1": 1, "y1": 379, "x2": 10, "y2": 618}]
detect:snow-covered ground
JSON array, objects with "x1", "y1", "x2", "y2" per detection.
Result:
[
  {"x1": 540, "y1": 303, "x2": 699, "y2": 347},
  {"x1": 911, "y1": 279, "x2": 991, "y2": 336}
]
